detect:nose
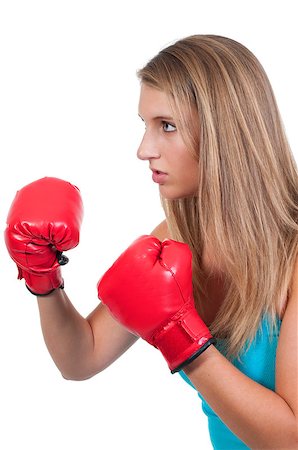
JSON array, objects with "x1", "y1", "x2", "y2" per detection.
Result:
[{"x1": 137, "y1": 130, "x2": 161, "y2": 161}]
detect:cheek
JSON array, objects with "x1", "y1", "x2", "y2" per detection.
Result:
[
  {"x1": 165, "y1": 162, "x2": 198, "y2": 199},
  {"x1": 179, "y1": 154, "x2": 199, "y2": 187},
  {"x1": 183, "y1": 173, "x2": 199, "y2": 195}
]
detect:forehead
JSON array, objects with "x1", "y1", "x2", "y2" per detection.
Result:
[{"x1": 138, "y1": 84, "x2": 174, "y2": 118}]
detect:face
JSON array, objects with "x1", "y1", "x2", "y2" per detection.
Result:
[{"x1": 137, "y1": 84, "x2": 199, "y2": 200}]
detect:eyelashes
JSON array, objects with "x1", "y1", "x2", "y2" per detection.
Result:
[
  {"x1": 162, "y1": 121, "x2": 176, "y2": 132},
  {"x1": 138, "y1": 116, "x2": 177, "y2": 133}
]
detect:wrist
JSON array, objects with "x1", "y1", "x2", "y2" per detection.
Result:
[{"x1": 183, "y1": 343, "x2": 218, "y2": 376}]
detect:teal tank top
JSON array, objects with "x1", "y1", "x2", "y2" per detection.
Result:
[{"x1": 179, "y1": 316, "x2": 281, "y2": 450}]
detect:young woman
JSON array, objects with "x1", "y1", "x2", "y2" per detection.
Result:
[{"x1": 5, "y1": 35, "x2": 298, "y2": 449}]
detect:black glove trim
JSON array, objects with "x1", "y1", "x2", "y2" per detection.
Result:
[
  {"x1": 26, "y1": 282, "x2": 64, "y2": 297},
  {"x1": 171, "y1": 337, "x2": 217, "y2": 374}
]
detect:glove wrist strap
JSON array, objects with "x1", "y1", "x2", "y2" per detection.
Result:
[
  {"x1": 19, "y1": 266, "x2": 64, "y2": 296},
  {"x1": 152, "y1": 303, "x2": 216, "y2": 373}
]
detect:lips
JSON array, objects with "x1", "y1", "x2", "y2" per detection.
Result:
[{"x1": 151, "y1": 169, "x2": 168, "y2": 184}]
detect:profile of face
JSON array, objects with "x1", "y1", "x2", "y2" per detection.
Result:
[{"x1": 137, "y1": 84, "x2": 199, "y2": 200}]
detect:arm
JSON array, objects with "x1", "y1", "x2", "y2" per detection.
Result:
[
  {"x1": 36, "y1": 222, "x2": 168, "y2": 380},
  {"x1": 5, "y1": 177, "x2": 144, "y2": 381},
  {"x1": 37, "y1": 289, "x2": 138, "y2": 381},
  {"x1": 183, "y1": 262, "x2": 298, "y2": 449},
  {"x1": 97, "y1": 232, "x2": 297, "y2": 448}
]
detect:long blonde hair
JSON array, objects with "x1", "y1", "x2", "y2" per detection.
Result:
[{"x1": 138, "y1": 35, "x2": 298, "y2": 358}]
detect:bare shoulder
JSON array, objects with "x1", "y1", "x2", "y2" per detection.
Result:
[
  {"x1": 280, "y1": 251, "x2": 298, "y2": 315},
  {"x1": 287, "y1": 254, "x2": 298, "y2": 316},
  {"x1": 290, "y1": 252, "x2": 298, "y2": 297},
  {"x1": 150, "y1": 219, "x2": 170, "y2": 240},
  {"x1": 275, "y1": 253, "x2": 298, "y2": 416}
]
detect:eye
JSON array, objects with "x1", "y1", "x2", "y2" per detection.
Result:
[{"x1": 162, "y1": 121, "x2": 176, "y2": 132}]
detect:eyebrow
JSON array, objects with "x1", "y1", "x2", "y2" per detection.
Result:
[
  {"x1": 138, "y1": 114, "x2": 175, "y2": 122},
  {"x1": 154, "y1": 116, "x2": 175, "y2": 121}
]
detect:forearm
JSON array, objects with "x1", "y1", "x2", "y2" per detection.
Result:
[
  {"x1": 37, "y1": 289, "x2": 96, "y2": 380},
  {"x1": 184, "y1": 346, "x2": 298, "y2": 449}
]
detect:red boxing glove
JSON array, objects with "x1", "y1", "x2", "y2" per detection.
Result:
[
  {"x1": 97, "y1": 236, "x2": 216, "y2": 373},
  {"x1": 5, "y1": 177, "x2": 83, "y2": 295}
]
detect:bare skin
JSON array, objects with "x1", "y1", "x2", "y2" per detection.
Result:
[
  {"x1": 37, "y1": 220, "x2": 298, "y2": 448},
  {"x1": 36, "y1": 84, "x2": 298, "y2": 447}
]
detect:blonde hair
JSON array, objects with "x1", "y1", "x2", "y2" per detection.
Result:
[{"x1": 138, "y1": 35, "x2": 298, "y2": 358}]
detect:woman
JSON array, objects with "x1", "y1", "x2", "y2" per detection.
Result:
[{"x1": 5, "y1": 35, "x2": 298, "y2": 449}]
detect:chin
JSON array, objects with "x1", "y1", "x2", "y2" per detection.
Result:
[{"x1": 160, "y1": 187, "x2": 197, "y2": 201}]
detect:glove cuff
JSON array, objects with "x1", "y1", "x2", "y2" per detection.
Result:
[
  {"x1": 152, "y1": 303, "x2": 216, "y2": 373},
  {"x1": 18, "y1": 266, "x2": 64, "y2": 296}
]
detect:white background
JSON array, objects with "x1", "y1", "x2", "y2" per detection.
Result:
[{"x1": 0, "y1": 1, "x2": 297, "y2": 449}]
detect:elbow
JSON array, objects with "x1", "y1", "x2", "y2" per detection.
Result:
[
  {"x1": 61, "y1": 373, "x2": 93, "y2": 382},
  {"x1": 293, "y1": 429, "x2": 298, "y2": 449},
  {"x1": 275, "y1": 418, "x2": 298, "y2": 450},
  {"x1": 287, "y1": 412, "x2": 298, "y2": 448},
  {"x1": 287, "y1": 432, "x2": 298, "y2": 450},
  {"x1": 60, "y1": 365, "x2": 104, "y2": 381}
]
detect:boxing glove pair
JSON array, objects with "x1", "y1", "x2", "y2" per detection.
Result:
[{"x1": 5, "y1": 177, "x2": 215, "y2": 373}]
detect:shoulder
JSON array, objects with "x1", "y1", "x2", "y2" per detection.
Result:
[
  {"x1": 275, "y1": 254, "x2": 297, "y2": 417},
  {"x1": 278, "y1": 252, "x2": 298, "y2": 318},
  {"x1": 289, "y1": 253, "x2": 298, "y2": 298},
  {"x1": 277, "y1": 252, "x2": 298, "y2": 349},
  {"x1": 150, "y1": 220, "x2": 170, "y2": 241},
  {"x1": 286, "y1": 255, "x2": 298, "y2": 319}
]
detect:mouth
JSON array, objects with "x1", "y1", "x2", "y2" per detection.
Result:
[
  {"x1": 151, "y1": 167, "x2": 167, "y2": 175},
  {"x1": 151, "y1": 169, "x2": 168, "y2": 184}
]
